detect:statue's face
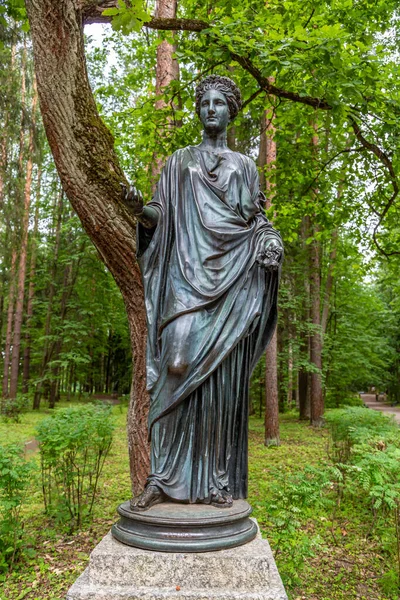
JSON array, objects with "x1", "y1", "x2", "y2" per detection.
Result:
[{"x1": 199, "y1": 89, "x2": 230, "y2": 134}]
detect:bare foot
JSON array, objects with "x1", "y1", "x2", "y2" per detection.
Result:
[
  {"x1": 130, "y1": 484, "x2": 165, "y2": 511},
  {"x1": 210, "y1": 489, "x2": 233, "y2": 508}
]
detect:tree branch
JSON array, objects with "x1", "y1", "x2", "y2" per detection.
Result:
[
  {"x1": 83, "y1": 1, "x2": 209, "y2": 30},
  {"x1": 241, "y1": 88, "x2": 264, "y2": 112},
  {"x1": 82, "y1": 5, "x2": 398, "y2": 255},
  {"x1": 229, "y1": 52, "x2": 332, "y2": 110},
  {"x1": 301, "y1": 146, "x2": 364, "y2": 197},
  {"x1": 83, "y1": 9, "x2": 332, "y2": 110},
  {"x1": 349, "y1": 115, "x2": 400, "y2": 256}
]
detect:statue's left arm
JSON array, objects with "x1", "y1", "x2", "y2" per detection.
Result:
[{"x1": 246, "y1": 160, "x2": 284, "y2": 272}]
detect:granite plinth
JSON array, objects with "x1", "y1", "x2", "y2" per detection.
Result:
[
  {"x1": 66, "y1": 527, "x2": 288, "y2": 600},
  {"x1": 111, "y1": 500, "x2": 257, "y2": 552}
]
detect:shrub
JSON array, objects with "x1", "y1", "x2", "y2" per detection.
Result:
[
  {"x1": 0, "y1": 395, "x2": 30, "y2": 423},
  {"x1": 325, "y1": 408, "x2": 400, "y2": 594},
  {"x1": 325, "y1": 406, "x2": 399, "y2": 464},
  {"x1": 0, "y1": 444, "x2": 33, "y2": 571},
  {"x1": 36, "y1": 404, "x2": 114, "y2": 529},
  {"x1": 325, "y1": 390, "x2": 364, "y2": 409},
  {"x1": 264, "y1": 408, "x2": 400, "y2": 595}
]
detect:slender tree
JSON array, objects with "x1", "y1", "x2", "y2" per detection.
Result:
[
  {"x1": 151, "y1": 0, "x2": 180, "y2": 183},
  {"x1": 9, "y1": 79, "x2": 38, "y2": 398},
  {"x1": 33, "y1": 189, "x2": 63, "y2": 408},
  {"x1": 258, "y1": 97, "x2": 280, "y2": 446},
  {"x1": 22, "y1": 175, "x2": 40, "y2": 393},
  {"x1": 309, "y1": 121, "x2": 324, "y2": 426},
  {"x1": 2, "y1": 248, "x2": 17, "y2": 397}
]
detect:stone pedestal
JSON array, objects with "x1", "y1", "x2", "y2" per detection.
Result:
[
  {"x1": 111, "y1": 500, "x2": 258, "y2": 553},
  {"x1": 66, "y1": 526, "x2": 287, "y2": 600}
]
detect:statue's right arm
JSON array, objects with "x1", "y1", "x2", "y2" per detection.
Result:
[{"x1": 120, "y1": 183, "x2": 159, "y2": 229}]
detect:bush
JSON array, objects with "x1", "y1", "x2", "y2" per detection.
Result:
[
  {"x1": 36, "y1": 404, "x2": 114, "y2": 529},
  {"x1": 0, "y1": 395, "x2": 30, "y2": 423},
  {"x1": 325, "y1": 408, "x2": 400, "y2": 595},
  {"x1": 264, "y1": 408, "x2": 400, "y2": 595},
  {"x1": 325, "y1": 406, "x2": 399, "y2": 464},
  {"x1": 325, "y1": 390, "x2": 364, "y2": 409},
  {"x1": 0, "y1": 444, "x2": 33, "y2": 571}
]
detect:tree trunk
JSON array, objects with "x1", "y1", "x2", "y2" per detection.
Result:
[
  {"x1": 298, "y1": 370, "x2": 310, "y2": 420},
  {"x1": 2, "y1": 249, "x2": 17, "y2": 398},
  {"x1": 48, "y1": 261, "x2": 72, "y2": 408},
  {"x1": 33, "y1": 190, "x2": 63, "y2": 409},
  {"x1": 298, "y1": 215, "x2": 311, "y2": 419},
  {"x1": 26, "y1": 0, "x2": 150, "y2": 493},
  {"x1": 309, "y1": 124, "x2": 324, "y2": 426},
  {"x1": 151, "y1": 0, "x2": 180, "y2": 185},
  {"x1": 226, "y1": 66, "x2": 236, "y2": 150},
  {"x1": 310, "y1": 229, "x2": 323, "y2": 425},
  {"x1": 22, "y1": 172, "x2": 41, "y2": 393},
  {"x1": 287, "y1": 334, "x2": 293, "y2": 406},
  {"x1": 321, "y1": 228, "x2": 338, "y2": 335},
  {"x1": 258, "y1": 95, "x2": 280, "y2": 446},
  {"x1": 18, "y1": 40, "x2": 27, "y2": 178},
  {"x1": 9, "y1": 80, "x2": 39, "y2": 399},
  {"x1": 2, "y1": 44, "x2": 27, "y2": 398},
  {"x1": 0, "y1": 40, "x2": 16, "y2": 207},
  {"x1": 265, "y1": 328, "x2": 280, "y2": 445}
]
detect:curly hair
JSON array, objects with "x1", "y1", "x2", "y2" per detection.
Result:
[{"x1": 195, "y1": 75, "x2": 242, "y2": 120}]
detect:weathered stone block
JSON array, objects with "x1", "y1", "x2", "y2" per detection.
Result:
[{"x1": 67, "y1": 528, "x2": 287, "y2": 600}]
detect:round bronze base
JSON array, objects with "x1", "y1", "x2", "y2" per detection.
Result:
[{"x1": 111, "y1": 499, "x2": 257, "y2": 553}]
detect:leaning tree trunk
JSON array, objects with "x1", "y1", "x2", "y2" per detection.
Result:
[{"x1": 25, "y1": 0, "x2": 149, "y2": 494}]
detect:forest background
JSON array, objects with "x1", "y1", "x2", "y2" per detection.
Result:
[
  {"x1": 1, "y1": 0, "x2": 400, "y2": 598},
  {"x1": 1, "y1": 0, "x2": 399, "y2": 432}
]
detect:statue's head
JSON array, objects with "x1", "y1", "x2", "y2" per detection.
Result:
[{"x1": 195, "y1": 75, "x2": 242, "y2": 132}]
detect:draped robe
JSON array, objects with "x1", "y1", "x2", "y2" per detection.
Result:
[{"x1": 138, "y1": 146, "x2": 282, "y2": 503}]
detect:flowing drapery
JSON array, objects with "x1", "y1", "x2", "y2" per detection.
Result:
[{"x1": 138, "y1": 146, "x2": 282, "y2": 502}]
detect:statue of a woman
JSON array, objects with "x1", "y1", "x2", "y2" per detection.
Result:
[{"x1": 122, "y1": 75, "x2": 283, "y2": 511}]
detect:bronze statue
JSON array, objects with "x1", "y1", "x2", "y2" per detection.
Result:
[{"x1": 121, "y1": 75, "x2": 283, "y2": 512}]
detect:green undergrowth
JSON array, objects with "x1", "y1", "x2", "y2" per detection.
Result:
[
  {"x1": 0, "y1": 404, "x2": 397, "y2": 599},
  {"x1": 249, "y1": 411, "x2": 399, "y2": 600}
]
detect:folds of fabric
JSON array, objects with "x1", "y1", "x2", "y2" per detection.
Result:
[
  {"x1": 138, "y1": 146, "x2": 282, "y2": 442},
  {"x1": 149, "y1": 328, "x2": 256, "y2": 503}
]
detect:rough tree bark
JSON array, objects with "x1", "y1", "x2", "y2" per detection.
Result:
[
  {"x1": 258, "y1": 99, "x2": 280, "y2": 447},
  {"x1": 25, "y1": 0, "x2": 149, "y2": 494}
]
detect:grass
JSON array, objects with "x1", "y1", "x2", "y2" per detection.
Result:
[{"x1": 0, "y1": 404, "x2": 396, "y2": 600}]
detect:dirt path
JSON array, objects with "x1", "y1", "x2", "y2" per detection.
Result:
[{"x1": 360, "y1": 393, "x2": 400, "y2": 423}]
